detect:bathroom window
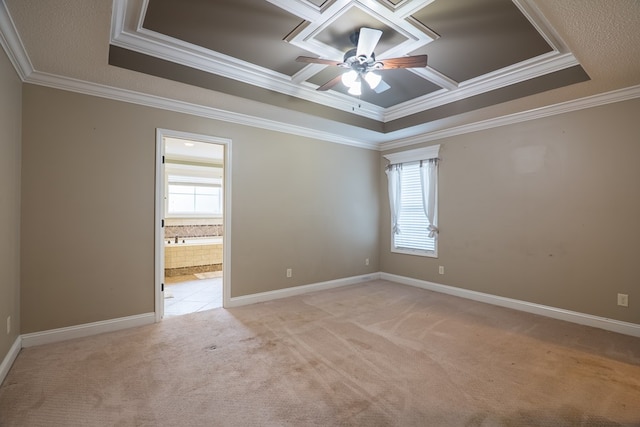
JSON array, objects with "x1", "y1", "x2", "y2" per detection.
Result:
[
  {"x1": 166, "y1": 174, "x2": 222, "y2": 217},
  {"x1": 168, "y1": 184, "x2": 222, "y2": 215}
]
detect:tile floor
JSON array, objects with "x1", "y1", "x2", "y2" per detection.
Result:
[{"x1": 164, "y1": 273, "x2": 223, "y2": 316}]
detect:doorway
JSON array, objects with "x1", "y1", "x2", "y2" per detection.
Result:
[{"x1": 155, "y1": 129, "x2": 231, "y2": 320}]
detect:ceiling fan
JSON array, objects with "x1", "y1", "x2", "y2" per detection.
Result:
[{"x1": 296, "y1": 27, "x2": 428, "y2": 96}]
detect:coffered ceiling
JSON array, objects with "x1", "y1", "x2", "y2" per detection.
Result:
[
  {"x1": 109, "y1": 0, "x2": 589, "y2": 130},
  {"x1": 2, "y1": 0, "x2": 640, "y2": 149}
]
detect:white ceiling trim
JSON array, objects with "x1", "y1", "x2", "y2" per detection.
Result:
[
  {"x1": 16, "y1": 68, "x2": 640, "y2": 154},
  {"x1": 393, "y1": 0, "x2": 437, "y2": 19},
  {"x1": 111, "y1": 0, "x2": 583, "y2": 126},
  {"x1": 291, "y1": 62, "x2": 326, "y2": 84},
  {"x1": 1, "y1": 0, "x2": 638, "y2": 154},
  {"x1": 284, "y1": 0, "x2": 438, "y2": 61},
  {"x1": 264, "y1": 0, "x2": 322, "y2": 23},
  {"x1": 512, "y1": 0, "x2": 569, "y2": 53},
  {"x1": 383, "y1": 0, "x2": 579, "y2": 122},
  {"x1": 384, "y1": 51, "x2": 580, "y2": 122},
  {"x1": 411, "y1": 66, "x2": 458, "y2": 91},
  {"x1": 0, "y1": 0, "x2": 32, "y2": 79},
  {"x1": 380, "y1": 84, "x2": 640, "y2": 151},
  {"x1": 111, "y1": 0, "x2": 386, "y2": 121},
  {"x1": 283, "y1": 0, "x2": 441, "y2": 95},
  {"x1": 22, "y1": 70, "x2": 380, "y2": 150}
]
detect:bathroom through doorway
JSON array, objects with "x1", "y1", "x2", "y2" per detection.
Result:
[{"x1": 155, "y1": 129, "x2": 231, "y2": 319}]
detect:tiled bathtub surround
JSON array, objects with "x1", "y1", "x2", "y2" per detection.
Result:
[
  {"x1": 165, "y1": 264, "x2": 222, "y2": 277},
  {"x1": 165, "y1": 240, "x2": 223, "y2": 277},
  {"x1": 165, "y1": 224, "x2": 223, "y2": 239}
]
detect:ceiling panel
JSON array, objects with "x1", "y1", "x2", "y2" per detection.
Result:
[
  {"x1": 143, "y1": 0, "x2": 310, "y2": 76},
  {"x1": 410, "y1": 0, "x2": 553, "y2": 81},
  {"x1": 313, "y1": 7, "x2": 407, "y2": 55}
]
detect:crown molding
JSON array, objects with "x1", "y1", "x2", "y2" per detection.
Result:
[
  {"x1": 2, "y1": 0, "x2": 639, "y2": 153},
  {"x1": 0, "y1": 0, "x2": 33, "y2": 79},
  {"x1": 111, "y1": 0, "x2": 386, "y2": 121},
  {"x1": 512, "y1": 0, "x2": 570, "y2": 53},
  {"x1": 24, "y1": 70, "x2": 380, "y2": 150},
  {"x1": 385, "y1": 52, "x2": 579, "y2": 121},
  {"x1": 379, "y1": 84, "x2": 640, "y2": 151},
  {"x1": 111, "y1": 0, "x2": 585, "y2": 126},
  {"x1": 112, "y1": 26, "x2": 385, "y2": 121},
  {"x1": 23, "y1": 69, "x2": 640, "y2": 153}
]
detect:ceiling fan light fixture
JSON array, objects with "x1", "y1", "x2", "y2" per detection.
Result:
[
  {"x1": 347, "y1": 81, "x2": 362, "y2": 96},
  {"x1": 364, "y1": 72, "x2": 381, "y2": 89},
  {"x1": 296, "y1": 27, "x2": 428, "y2": 94},
  {"x1": 341, "y1": 69, "x2": 358, "y2": 87}
]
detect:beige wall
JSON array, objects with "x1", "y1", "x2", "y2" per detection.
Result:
[
  {"x1": 20, "y1": 84, "x2": 380, "y2": 333},
  {"x1": 0, "y1": 47, "x2": 22, "y2": 360},
  {"x1": 15, "y1": 75, "x2": 640, "y2": 336},
  {"x1": 381, "y1": 98, "x2": 640, "y2": 324}
]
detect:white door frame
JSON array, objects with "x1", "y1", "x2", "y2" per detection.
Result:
[{"x1": 155, "y1": 128, "x2": 232, "y2": 322}]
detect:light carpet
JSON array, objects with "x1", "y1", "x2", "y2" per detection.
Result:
[{"x1": 1, "y1": 280, "x2": 639, "y2": 426}]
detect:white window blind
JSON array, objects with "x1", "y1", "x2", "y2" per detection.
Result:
[{"x1": 394, "y1": 162, "x2": 435, "y2": 252}]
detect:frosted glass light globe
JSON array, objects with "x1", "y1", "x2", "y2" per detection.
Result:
[
  {"x1": 347, "y1": 81, "x2": 362, "y2": 96},
  {"x1": 341, "y1": 70, "x2": 358, "y2": 87},
  {"x1": 364, "y1": 72, "x2": 381, "y2": 89}
]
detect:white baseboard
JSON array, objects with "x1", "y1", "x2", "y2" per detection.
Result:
[
  {"x1": 0, "y1": 336, "x2": 22, "y2": 386},
  {"x1": 227, "y1": 273, "x2": 381, "y2": 308},
  {"x1": 4, "y1": 272, "x2": 636, "y2": 386},
  {"x1": 381, "y1": 272, "x2": 640, "y2": 338},
  {"x1": 21, "y1": 313, "x2": 156, "y2": 348}
]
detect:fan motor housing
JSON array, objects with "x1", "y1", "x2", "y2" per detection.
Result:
[{"x1": 342, "y1": 48, "x2": 377, "y2": 70}]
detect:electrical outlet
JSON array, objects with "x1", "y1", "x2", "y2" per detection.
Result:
[
  {"x1": 286, "y1": 268, "x2": 292, "y2": 278},
  {"x1": 439, "y1": 266, "x2": 445, "y2": 275},
  {"x1": 6, "y1": 316, "x2": 10, "y2": 335},
  {"x1": 617, "y1": 293, "x2": 629, "y2": 307},
  {"x1": 365, "y1": 258, "x2": 369, "y2": 266}
]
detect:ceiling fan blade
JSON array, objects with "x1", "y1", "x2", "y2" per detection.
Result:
[
  {"x1": 296, "y1": 56, "x2": 342, "y2": 66},
  {"x1": 356, "y1": 27, "x2": 383, "y2": 59},
  {"x1": 316, "y1": 75, "x2": 343, "y2": 91},
  {"x1": 372, "y1": 79, "x2": 391, "y2": 94},
  {"x1": 379, "y1": 55, "x2": 428, "y2": 69}
]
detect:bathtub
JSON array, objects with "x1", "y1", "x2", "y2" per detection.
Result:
[
  {"x1": 165, "y1": 236, "x2": 223, "y2": 246},
  {"x1": 164, "y1": 236, "x2": 223, "y2": 276}
]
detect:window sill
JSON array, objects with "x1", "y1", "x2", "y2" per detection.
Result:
[
  {"x1": 166, "y1": 216, "x2": 222, "y2": 220},
  {"x1": 391, "y1": 247, "x2": 438, "y2": 258}
]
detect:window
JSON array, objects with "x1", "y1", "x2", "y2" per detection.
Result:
[
  {"x1": 167, "y1": 183, "x2": 222, "y2": 215},
  {"x1": 165, "y1": 168, "x2": 223, "y2": 217},
  {"x1": 384, "y1": 145, "x2": 440, "y2": 257}
]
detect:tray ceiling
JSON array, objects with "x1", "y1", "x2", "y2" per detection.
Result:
[{"x1": 108, "y1": 0, "x2": 589, "y2": 132}]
